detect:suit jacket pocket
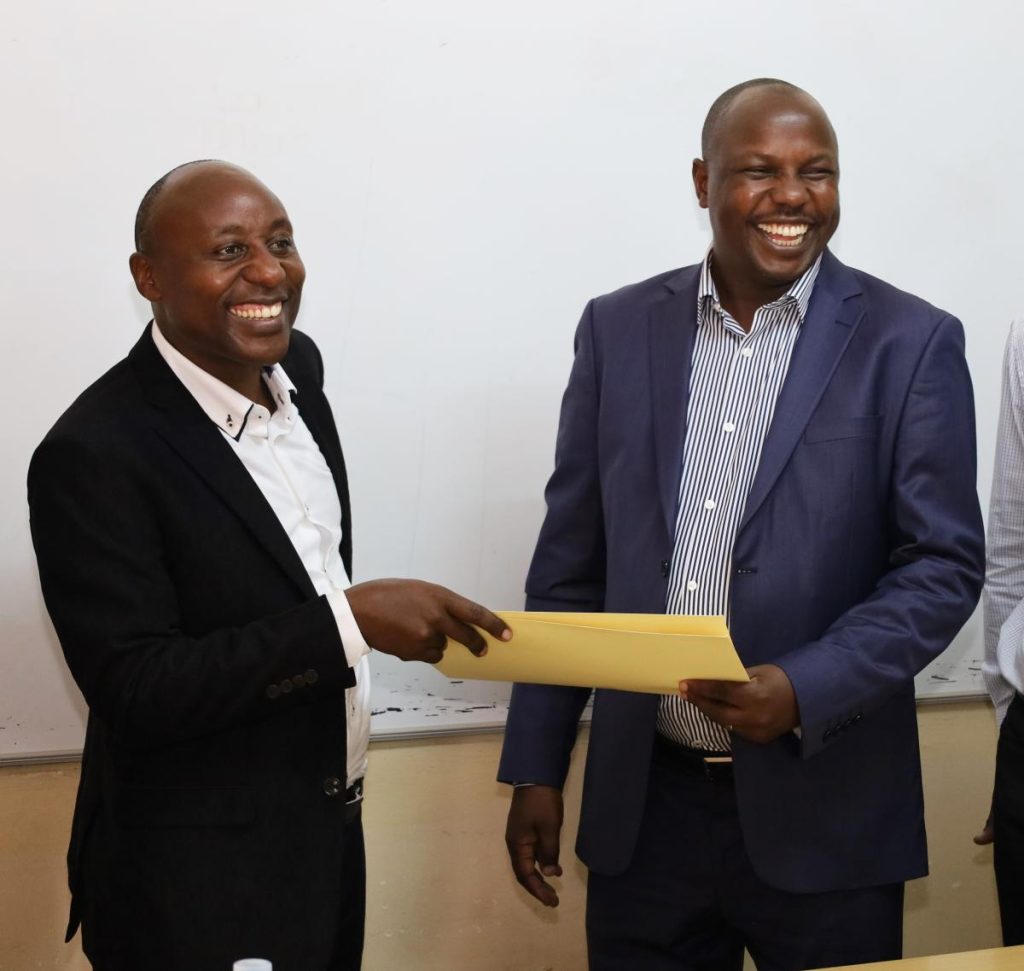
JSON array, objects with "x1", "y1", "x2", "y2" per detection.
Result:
[
  {"x1": 804, "y1": 414, "x2": 882, "y2": 444},
  {"x1": 115, "y1": 785, "x2": 255, "y2": 829}
]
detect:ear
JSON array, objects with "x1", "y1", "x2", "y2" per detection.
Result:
[
  {"x1": 692, "y1": 158, "x2": 709, "y2": 209},
  {"x1": 129, "y1": 252, "x2": 161, "y2": 302}
]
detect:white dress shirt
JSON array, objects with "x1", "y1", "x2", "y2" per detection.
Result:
[
  {"x1": 151, "y1": 323, "x2": 371, "y2": 785},
  {"x1": 984, "y1": 318, "x2": 1024, "y2": 725}
]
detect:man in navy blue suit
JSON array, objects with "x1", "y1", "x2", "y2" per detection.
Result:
[{"x1": 498, "y1": 79, "x2": 985, "y2": 969}]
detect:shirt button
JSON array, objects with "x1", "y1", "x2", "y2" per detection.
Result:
[
  {"x1": 723, "y1": 422, "x2": 735, "y2": 434},
  {"x1": 704, "y1": 499, "x2": 716, "y2": 511},
  {"x1": 741, "y1": 347, "x2": 754, "y2": 358},
  {"x1": 686, "y1": 579, "x2": 698, "y2": 592}
]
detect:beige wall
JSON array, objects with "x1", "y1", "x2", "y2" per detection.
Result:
[{"x1": 0, "y1": 701, "x2": 1003, "y2": 970}]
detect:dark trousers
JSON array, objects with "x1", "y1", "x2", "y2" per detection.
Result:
[
  {"x1": 86, "y1": 803, "x2": 366, "y2": 971},
  {"x1": 586, "y1": 736, "x2": 904, "y2": 971},
  {"x1": 329, "y1": 802, "x2": 367, "y2": 970},
  {"x1": 994, "y1": 693, "x2": 1024, "y2": 945}
]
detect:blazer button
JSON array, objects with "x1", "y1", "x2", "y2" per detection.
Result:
[
  {"x1": 660, "y1": 560, "x2": 670, "y2": 578},
  {"x1": 304, "y1": 669, "x2": 319, "y2": 685},
  {"x1": 266, "y1": 684, "x2": 281, "y2": 700},
  {"x1": 322, "y1": 777, "x2": 343, "y2": 797}
]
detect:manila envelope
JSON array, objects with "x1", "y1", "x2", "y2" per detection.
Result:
[{"x1": 436, "y1": 611, "x2": 748, "y2": 694}]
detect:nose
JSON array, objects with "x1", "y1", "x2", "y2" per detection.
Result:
[
  {"x1": 243, "y1": 244, "x2": 287, "y2": 287},
  {"x1": 771, "y1": 172, "x2": 810, "y2": 209}
]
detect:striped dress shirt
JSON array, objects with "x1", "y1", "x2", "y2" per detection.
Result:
[{"x1": 657, "y1": 251, "x2": 822, "y2": 751}]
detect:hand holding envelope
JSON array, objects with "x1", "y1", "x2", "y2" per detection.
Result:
[
  {"x1": 682, "y1": 664, "x2": 800, "y2": 743},
  {"x1": 436, "y1": 611, "x2": 749, "y2": 693},
  {"x1": 437, "y1": 611, "x2": 798, "y2": 745}
]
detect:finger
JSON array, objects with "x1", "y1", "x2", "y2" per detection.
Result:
[
  {"x1": 684, "y1": 678, "x2": 743, "y2": 705},
  {"x1": 446, "y1": 593, "x2": 511, "y2": 642},
  {"x1": 684, "y1": 686, "x2": 741, "y2": 729},
  {"x1": 535, "y1": 825, "x2": 562, "y2": 874},
  {"x1": 509, "y1": 839, "x2": 557, "y2": 903},
  {"x1": 511, "y1": 842, "x2": 559, "y2": 907},
  {"x1": 437, "y1": 613, "x2": 488, "y2": 657},
  {"x1": 974, "y1": 823, "x2": 995, "y2": 846},
  {"x1": 420, "y1": 628, "x2": 446, "y2": 660},
  {"x1": 521, "y1": 871, "x2": 559, "y2": 906}
]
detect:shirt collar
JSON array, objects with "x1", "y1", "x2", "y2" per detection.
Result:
[
  {"x1": 150, "y1": 322, "x2": 297, "y2": 440},
  {"x1": 697, "y1": 249, "x2": 823, "y2": 327}
]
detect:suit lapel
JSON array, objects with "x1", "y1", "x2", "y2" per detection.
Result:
[
  {"x1": 129, "y1": 327, "x2": 317, "y2": 599},
  {"x1": 738, "y1": 251, "x2": 865, "y2": 533},
  {"x1": 648, "y1": 266, "x2": 701, "y2": 538}
]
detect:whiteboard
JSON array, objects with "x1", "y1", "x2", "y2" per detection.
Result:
[{"x1": 2, "y1": 0, "x2": 1013, "y2": 759}]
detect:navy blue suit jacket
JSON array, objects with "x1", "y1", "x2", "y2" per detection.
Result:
[{"x1": 499, "y1": 250, "x2": 985, "y2": 894}]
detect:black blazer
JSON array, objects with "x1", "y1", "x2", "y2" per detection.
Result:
[{"x1": 29, "y1": 325, "x2": 358, "y2": 971}]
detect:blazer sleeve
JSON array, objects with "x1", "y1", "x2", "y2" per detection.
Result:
[
  {"x1": 777, "y1": 313, "x2": 985, "y2": 757},
  {"x1": 28, "y1": 429, "x2": 356, "y2": 751},
  {"x1": 498, "y1": 302, "x2": 602, "y2": 787}
]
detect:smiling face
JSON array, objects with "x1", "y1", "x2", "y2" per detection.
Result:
[
  {"x1": 693, "y1": 87, "x2": 840, "y2": 310},
  {"x1": 129, "y1": 162, "x2": 305, "y2": 399}
]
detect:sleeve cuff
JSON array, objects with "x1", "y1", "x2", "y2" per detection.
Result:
[{"x1": 327, "y1": 588, "x2": 372, "y2": 669}]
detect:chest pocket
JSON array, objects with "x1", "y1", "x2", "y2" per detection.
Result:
[{"x1": 804, "y1": 414, "x2": 882, "y2": 444}]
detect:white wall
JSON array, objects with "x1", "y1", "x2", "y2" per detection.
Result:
[{"x1": 2, "y1": 0, "x2": 1018, "y2": 755}]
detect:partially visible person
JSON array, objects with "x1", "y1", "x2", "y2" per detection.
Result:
[
  {"x1": 28, "y1": 160, "x2": 509, "y2": 971},
  {"x1": 978, "y1": 317, "x2": 1024, "y2": 944}
]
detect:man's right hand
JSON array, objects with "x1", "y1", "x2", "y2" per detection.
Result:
[
  {"x1": 346, "y1": 579, "x2": 510, "y2": 663},
  {"x1": 505, "y1": 784, "x2": 564, "y2": 907}
]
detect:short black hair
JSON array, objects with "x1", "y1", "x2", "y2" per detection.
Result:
[
  {"x1": 700, "y1": 79, "x2": 803, "y2": 157},
  {"x1": 133, "y1": 159, "x2": 216, "y2": 252}
]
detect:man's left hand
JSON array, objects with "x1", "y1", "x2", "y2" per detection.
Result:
[{"x1": 680, "y1": 664, "x2": 799, "y2": 744}]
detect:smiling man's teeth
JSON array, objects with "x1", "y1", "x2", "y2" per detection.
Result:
[
  {"x1": 758, "y1": 223, "x2": 809, "y2": 246},
  {"x1": 230, "y1": 302, "x2": 283, "y2": 320}
]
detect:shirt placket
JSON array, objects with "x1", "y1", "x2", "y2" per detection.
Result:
[{"x1": 680, "y1": 322, "x2": 747, "y2": 616}]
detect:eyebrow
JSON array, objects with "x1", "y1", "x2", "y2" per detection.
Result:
[
  {"x1": 739, "y1": 151, "x2": 837, "y2": 164},
  {"x1": 212, "y1": 218, "x2": 293, "y2": 237}
]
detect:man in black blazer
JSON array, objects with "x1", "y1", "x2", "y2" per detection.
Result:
[{"x1": 28, "y1": 160, "x2": 509, "y2": 971}]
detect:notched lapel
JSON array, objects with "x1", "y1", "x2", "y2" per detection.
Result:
[
  {"x1": 738, "y1": 254, "x2": 864, "y2": 533},
  {"x1": 129, "y1": 329, "x2": 317, "y2": 599},
  {"x1": 648, "y1": 269, "x2": 700, "y2": 538}
]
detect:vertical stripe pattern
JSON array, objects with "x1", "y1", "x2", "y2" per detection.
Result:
[{"x1": 657, "y1": 252, "x2": 821, "y2": 751}]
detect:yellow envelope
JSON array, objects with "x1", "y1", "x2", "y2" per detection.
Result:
[{"x1": 436, "y1": 612, "x2": 749, "y2": 694}]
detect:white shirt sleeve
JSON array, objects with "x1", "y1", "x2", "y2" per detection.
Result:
[
  {"x1": 327, "y1": 589, "x2": 372, "y2": 669},
  {"x1": 984, "y1": 319, "x2": 1024, "y2": 724}
]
